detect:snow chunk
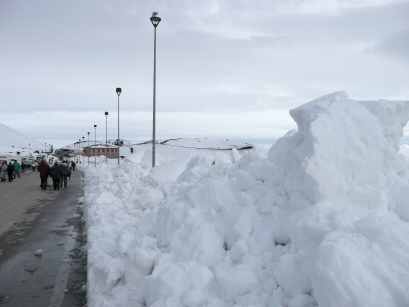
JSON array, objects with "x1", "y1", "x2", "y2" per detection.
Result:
[
  {"x1": 146, "y1": 261, "x2": 215, "y2": 307},
  {"x1": 312, "y1": 214, "x2": 409, "y2": 307},
  {"x1": 269, "y1": 91, "x2": 409, "y2": 217}
]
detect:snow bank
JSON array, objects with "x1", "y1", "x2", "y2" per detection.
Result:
[{"x1": 83, "y1": 92, "x2": 409, "y2": 307}]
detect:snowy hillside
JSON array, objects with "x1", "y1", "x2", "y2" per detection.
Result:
[
  {"x1": 81, "y1": 92, "x2": 409, "y2": 307},
  {"x1": 0, "y1": 122, "x2": 44, "y2": 154}
]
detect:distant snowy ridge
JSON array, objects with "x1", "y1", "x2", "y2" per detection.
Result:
[
  {"x1": 83, "y1": 92, "x2": 409, "y2": 307},
  {"x1": 0, "y1": 122, "x2": 44, "y2": 154},
  {"x1": 159, "y1": 138, "x2": 253, "y2": 150},
  {"x1": 117, "y1": 138, "x2": 253, "y2": 150}
]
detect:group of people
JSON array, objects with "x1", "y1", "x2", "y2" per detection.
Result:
[
  {"x1": 1, "y1": 160, "x2": 22, "y2": 182},
  {"x1": 37, "y1": 159, "x2": 72, "y2": 190}
]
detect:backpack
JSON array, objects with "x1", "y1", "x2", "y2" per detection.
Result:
[{"x1": 61, "y1": 165, "x2": 71, "y2": 176}]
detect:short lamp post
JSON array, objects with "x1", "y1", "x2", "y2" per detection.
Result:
[
  {"x1": 105, "y1": 111, "x2": 109, "y2": 163},
  {"x1": 150, "y1": 11, "x2": 161, "y2": 167},
  {"x1": 94, "y1": 124, "x2": 97, "y2": 167},
  {"x1": 87, "y1": 132, "x2": 90, "y2": 165},
  {"x1": 116, "y1": 87, "x2": 121, "y2": 165}
]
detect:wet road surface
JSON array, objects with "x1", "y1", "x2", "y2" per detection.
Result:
[{"x1": 0, "y1": 169, "x2": 87, "y2": 306}]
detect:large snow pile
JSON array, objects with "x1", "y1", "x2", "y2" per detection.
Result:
[{"x1": 82, "y1": 92, "x2": 409, "y2": 307}]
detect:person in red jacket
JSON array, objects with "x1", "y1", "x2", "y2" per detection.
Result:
[{"x1": 37, "y1": 159, "x2": 50, "y2": 190}]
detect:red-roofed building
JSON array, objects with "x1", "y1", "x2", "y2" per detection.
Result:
[{"x1": 84, "y1": 145, "x2": 118, "y2": 157}]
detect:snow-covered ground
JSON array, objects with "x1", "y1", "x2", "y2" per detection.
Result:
[{"x1": 79, "y1": 92, "x2": 409, "y2": 307}]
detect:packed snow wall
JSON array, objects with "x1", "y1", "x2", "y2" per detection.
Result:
[
  {"x1": 268, "y1": 92, "x2": 409, "y2": 307},
  {"x1": 83, "y1": 92, "x2": 409, "y2": 307},
  {"x1": 268, "y1": 91, "x2": 409, "y2": 217}
]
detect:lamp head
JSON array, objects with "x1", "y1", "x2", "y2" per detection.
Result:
[
  {"x1": 105, "y1": 111, "x2": 109, "y2": 116},
  {"x1": 94, "y1": 125, "x2": 97, "y2": 128},
  {"x1": 116, "y1": 87, "x2": 122, "y2": 96},
  {"x1": 150, "y1": 11, "x2": 161, "y2": 27}
]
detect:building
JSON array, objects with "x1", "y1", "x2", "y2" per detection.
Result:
[{"x1": 84, "y1": 145, "x2": 118, "y2": 158}]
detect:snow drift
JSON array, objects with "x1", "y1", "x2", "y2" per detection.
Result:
[{"x1": 83, "y1": 92, "x2": 409, "y2": 307}]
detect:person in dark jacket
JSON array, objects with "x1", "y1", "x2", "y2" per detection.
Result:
[
  {"x1": 60, "y1": 160, "x2": 71, "y2": 188},
  {"x1": 46, "y1": 161, "x2": 51, "y2": 187},
  {"x1": 38, "y1": 159, "x2": 49, "y2": 190},
  {"x1": 7, "y1": 162, "x2": 14, "y2": 182},
  {"x1": 50, "y1": 161, "x2": 63, "y2": 190}
]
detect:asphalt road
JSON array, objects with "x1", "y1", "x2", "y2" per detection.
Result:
[{"x1": 0, "y1": 169, "x2": 87, "y2": 306}]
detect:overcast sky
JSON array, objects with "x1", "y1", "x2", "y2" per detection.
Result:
[{"x1": 1, "y1": 0, "x2": 408, "y2": 147}]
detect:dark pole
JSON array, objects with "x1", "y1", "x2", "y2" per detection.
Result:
[
  {"x1": 150, "y1": 11, "x2": 161, "y2": 168},
  {"x1": 116, "y1": 88, "x2": 121, "y2": 165},
  {"x1": 87, "y1": 132, "x2": 90, "y2": 165},
  {"x1": 82, "y1": 136, "x2": 85, "y2": 165},
  {"x1": 94, "y1": 125, "x2": 97, "y2": 167},
  {"x1": 105, "y1": 111, "x2": 109, "y2": 163}
]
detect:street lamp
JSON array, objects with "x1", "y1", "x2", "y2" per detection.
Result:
[
  {"x1": 116, "y1": 87, "x2": 121, "y2": 165},
  {"x1": 87, "y1": 132, "x2": 90, "y2": 165},
  {"x1": 82, "y1": 136, "x2": 85, "y2": 165},
  {"x1": 94, "y1": 125, "x2": 97, "y2": 167},
  {"x1": 150, "y1": 11, "x2": 161, "y2": 167},
  {"x1": 105, "y1": 111, "x2": 109, "y2": 163}
]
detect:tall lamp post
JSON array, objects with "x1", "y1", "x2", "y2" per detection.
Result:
[
  {"x1": 82, "y1": 136, "x2": 85, "y2": 165},
  {"x1": 87, "y1": 132, "x2": 90, "y2": 165},
  {"x1": 94, "y1": 125, "x2": 97, "y2": 167},
  {"x1": 105, "y1": 111, "x2": 109, "y2": 163},
  {"x1": 116, "y1": 88, "x2": 121, "y2": 165},
  {"x1": 150, "y1": 11, "x2": 161, "y2": 167}
]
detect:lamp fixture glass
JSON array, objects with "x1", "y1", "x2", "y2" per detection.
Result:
[{"x1": 150, "y1": 11, "x2": 161, "y2": 27}]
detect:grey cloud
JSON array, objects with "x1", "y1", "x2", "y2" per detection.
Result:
[{"x1": 372, "y1": 31, "x2": 409, "y2": 63}]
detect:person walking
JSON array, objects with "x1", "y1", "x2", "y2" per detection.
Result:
[
  {"x1": 60, "y1": 160, "x2": 71, "y2": 188},
  {"x1": 38, "y1": 159, "x2": 49, "y2": 190},
  {"x1": 1, "y1": 162, "x2": 7, "y2": 182},
  {"x1": 50, "y1": 161, "x2": 63, "y2": 190},
  {"x1": 45, "y1": 161, "x2": 51, "y2": 188},
  {"x1": 13, "y1": 160, "x2": 21, "y2": 179},
  {"x1": 7, "y1": 162, "x2": 14, "y2": 182}
]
